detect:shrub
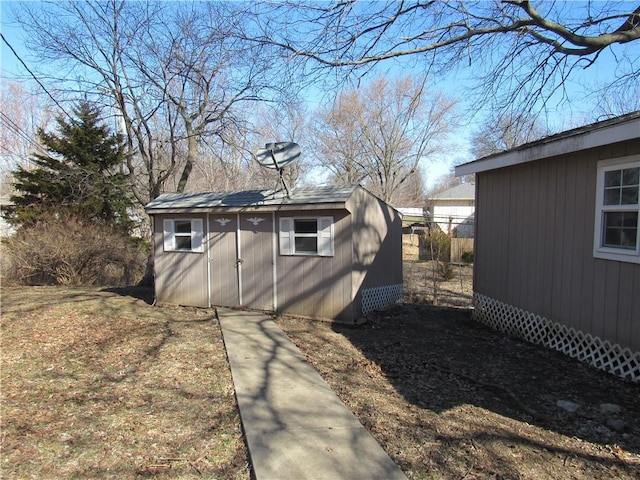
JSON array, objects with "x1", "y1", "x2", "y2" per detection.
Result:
[
  {"x1": 461, "y1": 251, "x2": 474, "y2": 264},
  {"x1": 2, "y1": 211, "x2": 147, "y2": 286},
  {"x1": 425, "y1": 229, "x2": 451, "y2": 262},
  {"x1": 436, "y1": 261, "x2": 455, "y2": 280}
]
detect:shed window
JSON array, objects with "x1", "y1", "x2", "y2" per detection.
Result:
[
  {"x1": 594, "y1": 156, "x2": 640, "y2": 263},
  {"x1": 279, "y1": 216, "x2": 333, "y2": 256},
  {"x1": 163, "y1": 218, "x2": 204, "y2": 253}
]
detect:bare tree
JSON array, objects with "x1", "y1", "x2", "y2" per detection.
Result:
[
  {"x1": 427, "y1": 172, "x2": 475, "y2": 199},
  {"x1": 392, "y1": 166, "x2": 426, "y2": 207},
  {"x1": 593, "y1": 82, "x2": 640, "y2": 119},
  {"x1": 253, "y1": 98, "x2": 312, "y2": 190},
  {"x1": 471, "y1": 111, "x2": 549, "y2": 158},
  {"x1": 13, "y1": 1, "x2": 280, "y2": 204},
  {"x1": 0, "y1": 81, "x2": 54, "y2": 194},
  {"x1": 310, "y1": 90, "x2": 369, "y2": 186},
  {"x1": 241, "y1": 1, "x2": 640, "y2": 117},
  {"x1": 311, "y1": 75, "x2": 456, "y2": 205}
]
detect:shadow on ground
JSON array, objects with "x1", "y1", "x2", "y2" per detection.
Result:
[
  {"x1": 331, "y1": 303, "x2": 640, "y2": 454},
  {"x1": 102, "y1": 286, "x2": 155, "y2": 305}
]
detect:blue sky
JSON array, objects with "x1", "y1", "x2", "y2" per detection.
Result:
[{"x1": 1, "y1": 1, "x2": 637, "y2": 187}]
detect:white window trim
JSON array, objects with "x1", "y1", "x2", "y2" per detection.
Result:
[
  {"x1": 593, "y1": 155, "x2": 640, "y2": 264},
  {"x1": 279, "y1": 216, "x2": 334, "y2": 256},
  {"x1": 163, "y1": 218, "x2": 204, "y2": 253}
]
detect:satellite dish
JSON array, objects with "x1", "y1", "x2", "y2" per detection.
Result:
[
  {"x1": 254, "y1": 142, "x2": 301, "y2": 198},
  {"x1": 255, "y1": 142, "x2": 301, "y2": 170}
]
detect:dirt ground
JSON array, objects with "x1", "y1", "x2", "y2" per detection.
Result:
[
  {"x1": 403, "y1": 260, "x2": 474, "y2": 308},
  {"x1": 276, "y1": 261, "x2": 640, "y2": 479}
]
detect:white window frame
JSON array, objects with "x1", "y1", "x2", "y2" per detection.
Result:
[
  {"x1": 163, "y1": 218, "x2": 204, "y2": 253},
  {"x1": 593, "y1": 155, "x2": 640, "y2": 264},
  {"x1": 279, "y1": 216, "x2": 334, "y2": 256}
]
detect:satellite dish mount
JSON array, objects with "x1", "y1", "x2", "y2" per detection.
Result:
[{"x1": 254, "y1": 142, "x2": 301, "y2": 198}]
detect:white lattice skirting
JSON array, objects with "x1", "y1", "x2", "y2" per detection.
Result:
[
  {"x1": 362, "y1": 284, "x2": 403, "y2": 315},
  {"x1": 473, "y1": 293, "x2": 640, "y2": 382}
]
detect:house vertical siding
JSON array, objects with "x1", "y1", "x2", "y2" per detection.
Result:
[
  {"x1": 153, "y1": 214, "x2": 209, "y2": 308},
  {"x1": 275, "y1": 210, "x2": 353, "y2": 321},
  {"x1": 475, "y1": 140, "x2": 640, "y2": 351}
]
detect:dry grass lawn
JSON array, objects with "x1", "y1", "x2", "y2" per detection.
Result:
[
  {"x1": 1, "y1": 286, "x2": 249, "y2": 479},
  {"x1": 2, "y1": 263, "x2": 639, "y2": 480}
]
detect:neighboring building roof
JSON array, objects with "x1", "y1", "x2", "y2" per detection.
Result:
[
  {"x1": 430, "y1": 183, "x2": 475, "y2": 201},
  {"x1": 397, "y1": 207, "x2": 424, "y2": 217},
  {"x1": 455, "y1": 110, "x2": 640, "y2": 176},
  {"x1": 145, "y1": 185, "x2": 362, "y2": 213},
  {"x1": 397, "y1": 207, "x2": 425, "y2": 226}
]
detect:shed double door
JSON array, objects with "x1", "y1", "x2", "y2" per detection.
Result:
[{"x1": 208, "y1": 213, "x2": 274, "y2": 311}]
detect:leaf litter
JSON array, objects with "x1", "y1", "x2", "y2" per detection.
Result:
[
  {"x1": 275, "y1": 261, "x2": 640, "y2": 480},
  {"x1": 3, "y1": 263, "x2": 640, "y2": 480},
  {"x1": 1, "y1": 286, "x2": 249, "y2": 479}
]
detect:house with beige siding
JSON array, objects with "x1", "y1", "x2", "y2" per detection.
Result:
[
  {"x1": 145, "y1": 185, "x2": 403, "y2": 323},
  {"x1": 427, "y1": 183, "x2": 475, "y2": 237},
  {"x1": 455, "y1": 111, "x2": 640, "y2": 382}
]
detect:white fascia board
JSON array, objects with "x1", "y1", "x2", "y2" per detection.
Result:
[{"x1": 455, "y1": 117, "x2": 640, "y2": 176}]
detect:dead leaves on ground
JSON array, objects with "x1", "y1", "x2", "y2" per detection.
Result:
[{"x1": 1, "y1": 287, "x2": 249, "y2": 480}]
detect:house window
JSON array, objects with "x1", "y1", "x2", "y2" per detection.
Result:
[
  {"x1": 593, "y1": 156, "x2": 640, "y2": 263},
  {"x1": 163, "y1": 218, "x2": 204, "y2": 253},
  {"x1": 279, "y1": 216, "x2": 334, "y2": 256}
]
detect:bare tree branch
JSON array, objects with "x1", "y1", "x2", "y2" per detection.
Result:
[
  {"x1": 310, "y1": 75, "x2": 456, "y2": 205},
  {"x1": 240, "y1": 1, "x2": 639, "y2": 116}
]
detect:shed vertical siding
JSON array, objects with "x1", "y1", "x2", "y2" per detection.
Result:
[
  {"x1": 239, "y1": 213, "x2": 274, "y2": 311},
  {"x1": 276, "y1": 210, "x2": 353, "y2": 321},
  {"x1": 348, "y1": 188, "x2": 402, "y2": 287},
  {"x1": 208, "y1": 214, "x2": 239, "y2": 307},
  {"x1": 153, "y1": 214, "x2": 208, "y2": 308},
  {"x1": 348, "y1": 188, "x2": 403, "y2": 318},
  {"x1": 475, "y1": 140, "x2": 640, "y2": 351}
]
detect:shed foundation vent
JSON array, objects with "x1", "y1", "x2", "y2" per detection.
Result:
[
  {"x1": 362, "y1": 284, "x2": 403, "y2": 315},
  {"x1": 473, "y1": 293, "x2": 639, "y2": 382}
]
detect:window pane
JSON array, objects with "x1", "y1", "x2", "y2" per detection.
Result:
[
  {"x1": 603, "y1": 212, "x2": 638, "y2": 249},
  {"x1": 620, "y1": 228, "x2": 638, "y2": 247},
  {"x1": 606, "y1": 212, "x2": 624, "y2": 227},
  {"x1": 604, "y1": 170, "x2": 621, "y2": 188},
  {"x1": 621, "y1": 187, "x2": 639, "y2": 205},
  {"x1": 295, "y1": 236, "x2": 317, "y2": 253},
  {"x1": 604, "y1": 226, "x2": 621, "y2": 247},
  {"x1": 294, "y1": 219, "x2": 317, "y2": 234},
  {"x1": 175, "y1": 220, "x2": 192, "y2": 234},
  {"x1": 623, "y1": 212, "x2": 639, "y2": 227},
  {"x1": 175, "y1": 236, "x2": 192, "y2": 250},
  {"x1": 604, "y1": 188, "x2": 620, "y2": 205},
  {"x1": 622, "y1": 167, "x2": 639, "y2": 186}
]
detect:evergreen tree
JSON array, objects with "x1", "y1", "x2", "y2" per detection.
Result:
[{"x1": 8, "y1": 102, "x2": 133, "y2": 233}]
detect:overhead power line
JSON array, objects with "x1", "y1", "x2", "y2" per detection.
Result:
[
  {"x1": 0, "y1": 111, "x2": 47, "y2": 156},
  {"x1": 1, "y1": 32, "x2": 73, "y2": 121}
]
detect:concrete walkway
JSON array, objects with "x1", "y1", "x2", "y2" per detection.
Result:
[{"x1": 217, "y1": 308, "x2": 408, "y2": 480}]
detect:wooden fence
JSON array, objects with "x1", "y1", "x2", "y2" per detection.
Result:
[
  {"x1": 403, "y1": 234, "x2": 474, "y2": 263},
  {"x1": 450, "y1": 238, "x2": 474, "y2": 263}
]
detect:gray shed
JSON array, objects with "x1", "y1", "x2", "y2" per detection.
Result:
[
  {"x1": 145, "y1": 185, "x2": 403, "y2": 322},
  {"x1": 455, "y1": 111, "x2": 640, "y2": 381}
]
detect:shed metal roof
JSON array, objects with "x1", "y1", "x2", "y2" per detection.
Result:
[
  {"x1": 145, "y1": 185, "x2": 359, "y2": 213},
  {"x1": 455, "y1": 111, "x2": 640, "y2": 176}
]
